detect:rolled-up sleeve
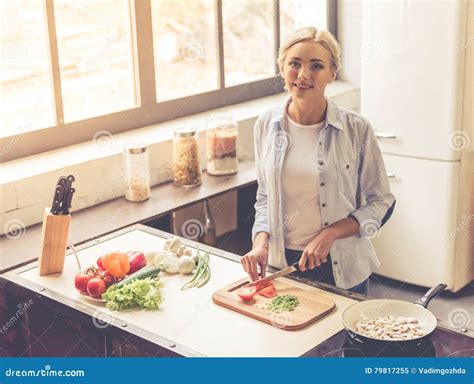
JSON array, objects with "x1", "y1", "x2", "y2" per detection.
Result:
[
  {"x1": 349, "y1": 121, "x2": 396, "y2": 236},
  {"x1": 251, "y1": 116, "x2": 270, "y2": 242}
]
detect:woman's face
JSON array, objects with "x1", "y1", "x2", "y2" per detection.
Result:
[{"x1": 282, "y1": 40, "x2": 336, "y2": 101}]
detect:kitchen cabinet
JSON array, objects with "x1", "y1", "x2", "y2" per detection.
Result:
[
  {"x1": 111, "y1": 334, "x2": 180, "y2": 357},
  {"x1": 371, "y1": 154, "x2": 472, "y2": 290}
]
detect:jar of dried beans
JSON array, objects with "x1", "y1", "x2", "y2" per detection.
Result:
[{"x1": 206, "y1": 114, "x2": 238, "y2": 176}]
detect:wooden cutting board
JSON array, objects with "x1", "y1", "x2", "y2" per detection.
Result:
[{"x1": 212, "y1": 277, "x2": 336, "y2": 330}]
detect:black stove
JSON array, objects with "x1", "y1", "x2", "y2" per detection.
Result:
[
  {"x1": 302, "y1": 327, "x2": 474, "y2": 357},
  {"x1": 341, "y1": 334, "x2": 436, "y2": 357}
]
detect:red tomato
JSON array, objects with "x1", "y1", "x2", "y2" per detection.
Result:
[
  {"x1": 87, "y1": 277, "x2": 106, "y2": 298},
  {"x1": 258, "y1": 285, "x2": 277, "y2": 298},
  {"x1": 74, "y1": 269, "x2": 96, "y2": 293},
  {"x1": 97, "y1": 257, "x2": 105, "y2": 271},
  {"x1": 255, "y1": 280, "x2": 273, "y2": 292},
  {"x1": 101, "y1": 272, "x2": 116, "y2": 287},
  {"x1": 237, "y1": 286, "x2": 256, "y2": 301}
]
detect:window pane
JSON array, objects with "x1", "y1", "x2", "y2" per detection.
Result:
[
  {"x1": 0, "y1": 1, "x2": 54, "y2": 138},
  {"x1": 54, "y1": 0, "x2": 135, "y2": 123},
  {"x1": 280, "y1": 0, "x2": 327, "y2": 44},
  {"x1": 223, "y1": 0, "x2": 275, "y2": 87},
  {"x1": 151, "y1": 0, "x2": 218, "y2": 102}
]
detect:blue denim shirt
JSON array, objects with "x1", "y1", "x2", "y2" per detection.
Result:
[{"x1": 251, "y1": 96, "x2": 396, "y2": 289}]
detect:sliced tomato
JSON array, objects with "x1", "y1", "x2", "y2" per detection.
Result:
[
  {"x1": 237, "y1": 286, "x2": 256, "y2": 301},
  {"x1": 257, "y1": 285, "x2": 277, "y2": 298},
  {"x1": 255, "y1": 280, "x2": 273, "y2": 292}
]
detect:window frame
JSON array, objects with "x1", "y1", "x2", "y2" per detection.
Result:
[{"x1": 1, "y1": 0, "x2": 336, "y2": 162}]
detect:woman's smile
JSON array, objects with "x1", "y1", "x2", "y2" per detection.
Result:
[{"x1": 293, "y1": 82, "x2": 314, "y2": 90}]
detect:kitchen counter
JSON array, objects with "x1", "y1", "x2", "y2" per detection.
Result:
[{"x1": 2, "y1": 224, "x2": 473, "y2": 357}]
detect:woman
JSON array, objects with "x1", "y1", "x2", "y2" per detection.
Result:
[{"x1": 241, "y1": 27, "x2": 396, "y2": 296}]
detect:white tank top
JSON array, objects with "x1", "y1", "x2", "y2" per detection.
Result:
[{"x1": 281, "y1": 111, "x2": 325, "y2": 250}]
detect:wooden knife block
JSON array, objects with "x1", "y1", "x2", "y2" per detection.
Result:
[{"x1": 38, "y1": 207, "x2": 71, "y2": 276}]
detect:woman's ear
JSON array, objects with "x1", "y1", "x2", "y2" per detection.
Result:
[{"x1": 328, "y1": 69, "x2": 337, "y2": 83}]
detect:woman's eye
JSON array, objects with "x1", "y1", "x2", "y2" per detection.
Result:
[
  {"x1": 289, "y1": 61, "x2": 300, "y2": 68},
  {"x1": 312, "y1": 63, "x2": 323, "y2": 70}
]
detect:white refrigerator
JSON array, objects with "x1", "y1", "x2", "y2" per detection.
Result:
[{"x1": 361, "y1": 0, "x2": 473, "y2": 292}]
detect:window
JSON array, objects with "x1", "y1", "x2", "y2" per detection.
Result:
[{"x1": 0, "y1": 0, "x2": 333, "y2": 162}]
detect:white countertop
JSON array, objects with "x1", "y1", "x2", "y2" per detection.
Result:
[{"x1": 14, "y1": 228, "x2": 358, "y2": 357}]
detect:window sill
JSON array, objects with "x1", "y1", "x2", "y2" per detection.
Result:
[{"x1": 1, "y1": 80, "x2": 360, "y2": 233}]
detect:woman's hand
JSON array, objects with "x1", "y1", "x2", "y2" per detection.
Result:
[
  {"x1": 299, "y1": 228, "x2": 336, "y2": 271},
  {"x1": 241, "y1": 246, "x2": 269, "y2": 281}
]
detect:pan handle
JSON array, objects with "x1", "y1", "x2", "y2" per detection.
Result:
[{"x1": 414, "y1": 284, "x2": 447, "y2": 308}]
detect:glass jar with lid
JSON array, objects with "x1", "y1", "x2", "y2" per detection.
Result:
[
  {"x1": 173, "y1": 126, "x2": 202, "y2": 187},
  {"x1": 206, "y1": 113, "x2": 238, "y2": 176},
  {"x1": 122, "y1": 143, "x2": 151, "y2": 202}
]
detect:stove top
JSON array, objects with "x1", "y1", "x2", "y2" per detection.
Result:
[
  {"x1": 341, "y1": 335, "x2": 436, "y2": 357},
  {"x1": 302, "y1": 327, "x2": 474, "y2": 357}
]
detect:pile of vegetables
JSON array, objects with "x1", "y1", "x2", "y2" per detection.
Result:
[
  {"x1": 74, "y1": 250, "x2": 148, "y2": 299},
  {"x1": 144, "y1": 237, "x2": 211, "y2": 289},
  {"x1": 75, "y1": 236, "x2": 211, "y2": 311},
  {"x1": 266, "y1": 295, "x2": 299, "y2": 313},
  {"x1": 102, "y1": 266, "x2": 163, "y2": 311}
]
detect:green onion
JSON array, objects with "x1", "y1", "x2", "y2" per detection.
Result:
[
  {"x1": 266, "y1": 295, "x2": 299, "y2": 313},
  {"x1": 181, "y1": 251, "x2": 211, "y2": 290}
]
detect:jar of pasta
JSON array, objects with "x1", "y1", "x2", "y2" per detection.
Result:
[{"x1": 173, "y1": 127, "x2": 202, "y2": 187}]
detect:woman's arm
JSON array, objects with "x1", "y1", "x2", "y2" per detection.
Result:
[
  {"x1": 298, "y1": 217, "x2": 359, "y2": 271},
  {"x1": 242, "y1": 116, "x2": 271, "y2": 281}
]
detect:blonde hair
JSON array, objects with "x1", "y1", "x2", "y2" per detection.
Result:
[{"x1": 277, "y1": 27, "x2": 341, "y2": 76}]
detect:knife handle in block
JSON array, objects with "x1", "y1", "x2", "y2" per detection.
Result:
[{"x1": 38, "y1": 207, "x2": 71, "y2": 276}]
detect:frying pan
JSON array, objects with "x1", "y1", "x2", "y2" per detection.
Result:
[{"x1": 342, "y1": 284, "x2": 447, "y2": 346}]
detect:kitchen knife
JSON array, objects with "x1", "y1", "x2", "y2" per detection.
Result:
[
  {"x1": 50, "y1": 176, "x2": 67, "y2": 214},
  {"x1": 60, "y1": 175, "x2": 76, "y2": 214},
  {"x1": 246, "y1": 262, "x2": 300, "y2": 287},
  {"x1": 61, "y1": 187, "x2": 75, "y2": 214}
]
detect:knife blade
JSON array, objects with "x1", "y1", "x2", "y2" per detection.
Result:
[{"x1": 245, "y1": 262, "x2": 300, "y2": 287}]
